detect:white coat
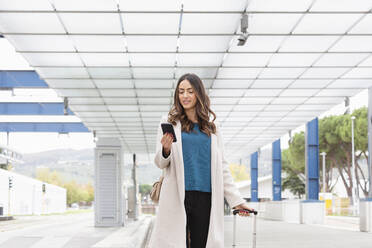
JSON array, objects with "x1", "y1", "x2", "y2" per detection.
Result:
[{"x1": 148, "y1": 115, "x2": 246, "y2": 248}]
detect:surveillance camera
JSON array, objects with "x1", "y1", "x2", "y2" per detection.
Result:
[{"x1": 237, "y1": 33, "x2": 248, "y2": 46}]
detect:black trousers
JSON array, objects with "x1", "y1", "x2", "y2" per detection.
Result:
[{"x1": 184, "y1": 190, "x2": 212, "y2": 248}]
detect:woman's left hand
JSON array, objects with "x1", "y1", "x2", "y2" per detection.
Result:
[{"x1": 233, "y1": 203, "x2": 255, "y2": 217}]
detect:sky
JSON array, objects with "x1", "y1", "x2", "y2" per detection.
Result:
[{"x1": 0, "y1": 39, "x2": 370, "y2": 157}]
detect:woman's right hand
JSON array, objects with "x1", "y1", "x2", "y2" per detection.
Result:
[{"x1": 161, "y1": 133, "x2": 173, "y2": 156}]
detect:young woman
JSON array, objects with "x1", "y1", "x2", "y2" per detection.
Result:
[{"x1": 148, "y1": 73, "x2": 254, "y2": 248}]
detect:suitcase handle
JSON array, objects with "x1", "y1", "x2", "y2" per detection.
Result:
[{"x1": 233, "y1": 209, "x2": 258, "y2": 215}]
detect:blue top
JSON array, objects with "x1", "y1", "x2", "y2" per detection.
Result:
[{"x1": 182, "y1": 123, "x2": 212, "y2": 193}]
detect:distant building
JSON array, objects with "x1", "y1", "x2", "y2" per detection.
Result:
[{"x1": 0, "y1": 168, "x2": 66, "y2": 216}]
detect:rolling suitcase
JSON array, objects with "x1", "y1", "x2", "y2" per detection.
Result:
[{"x1": 232, "y1": 209, "x2": 258, "y2": 248}]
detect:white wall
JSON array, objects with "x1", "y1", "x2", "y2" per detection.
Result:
[
  {"x1": 0, "y1": 169, "x2": 66, "y2": 216},
  {"x1": 237, "y1": 175, "x2": 296, "y2": 200}
]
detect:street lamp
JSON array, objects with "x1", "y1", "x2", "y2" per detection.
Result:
[
  {"x1": 351, "y1": 116, "x2": 359, "y2": 215},
  {"x1": 320, "y1": 152, "x2": 327, "y2": 193}
]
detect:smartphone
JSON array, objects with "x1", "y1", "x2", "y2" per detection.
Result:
[{"x1": 161, "y1": 123, "x2": 177, "y2": 142}]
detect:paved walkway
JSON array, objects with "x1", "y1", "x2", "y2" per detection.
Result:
[{"x1": 224, "y1": 215, "x2": 372, "y2": 248}]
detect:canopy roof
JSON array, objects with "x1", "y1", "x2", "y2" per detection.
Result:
[{"x1": 1, "y1": 0, "x2": 372, "y2": 162}]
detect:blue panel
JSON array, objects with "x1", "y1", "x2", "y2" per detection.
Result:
[
  {"x1": 0, "y1": 71, "x2": 47, "y2": 88},
  {"x1": 272, "y1": 139, "x2": 282, "y2": 201},
  {"x1": 0, "y1": 103, "x2": 74, "y2": 115},
  {"x1": 306, "y1": 118, "x2": 319, "y2": 201},
  {"x1": 0, "y1": 123, "x2": 90, "y2": 132},
  {"x1": 250, "y1": 152, "x2": 258, "y2": 202}
]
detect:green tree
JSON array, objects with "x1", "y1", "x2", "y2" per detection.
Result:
[
  {"x1": 139, "y1": 184, "x2": 152, "y2": 196},
  {"x1": 282, "y1": 148, "x2": 305, "y2": 198}
]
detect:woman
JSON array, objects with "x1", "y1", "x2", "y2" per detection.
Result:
[{"x1": 148, "y1": 73, "x2": 254, "y2": 248}]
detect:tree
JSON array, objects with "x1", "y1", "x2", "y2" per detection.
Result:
[
  {"x1": 139, "y1": 184, "x2": 152, "y2": 196},
  {"x1": 282, "y1": 148, "x2": 305, "y2": 198}
]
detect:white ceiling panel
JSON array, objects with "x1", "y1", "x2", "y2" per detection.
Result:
[
  {"x1": 223, "y1": 53, "x2": 272, "y2": 67},
  {"x1": 330, "y1": 36, "x2": 372, "y2": 52},
  {"x1": 47, "y1": 79, "x2": 95, "y2": 88},
  {"x1": 60, "y1": 13, "x2": 122, "y2": 34},
  {"x1": 177, "y1": 53, "x2": 224, "y2": 66},
  {"x1": 212, "y1": 80, "x2": 253, "y2": 89},
  {"x1": 118, "y1": 0, "x2": 182, "y2": 11},
  {"x1": 289, "y1": 80, "x2": 331, "y2": 88},
  {"x1": 247, "y1": 14, "x2": 302, "y2": 34},
  {"x1": 182, "y1": 14, "x2": 240, "y2": 34},
  {"x1": 122, "y1": 13, "x2": 179, "y2": 34},
  {"x1": 293, "y1": 14, "x2": 362, "y2": 34},
  {"x1": 137, "y1": 89, "x2": 171, "y2": 97},
  {"x1": 230, "y1": 36, "x2": 285, "y2": 52},
  {"x1": 100, "y1": 89, "x2": 136, "y2": 97},
  {"x1": 260, "y1": 68, "x2": 305, "y2": 78},
  {"x1": 239, "y1": 97, "x2": 273, "y2": 104},
  {"x1": 87, "y1": 68, "x2": 132, "y2": 78},
  {"x1": 107, "y1": 105, "x2": 139, "y2": 111},
  {"x1": 68, "y1": 97, "x2": 104, "y2": 104},
  {"x1": 300, "y1": 68, "x2": 350, "y2": 79},
  {"x1": 0, "y1": 13, "x2": 64, "y2": 33},
  {"x1": 217, "y1": 68, "x2": 262, "y2": 78},
  {"x1": 179, "y1": 36, "x2": 231, "y2": 52},
  {"x1": 268, "y1": 53, "x2": 320, "y2": 66},
  {"x1": 248, "y1": 0, "x2": 312, "y2": 11},
  {"x1": 53, "y1": 0, "x2": 117, "y2": 11},
  {"x1": 316, "y1": 88, "x2": 362, "y2": 97},
  {"x1": 94, "y1": 79, "x2": 134, "y2": 88},
  {"x1": 280, "y1": 88, "x2": 319, "y2": 97},
  {"x1": 328, "y1": 79, "x2": 372, "y2": 88},
  {"x1": 130, "y1": 53, "x2": 175, "y2": 66},
  {"x1": 271, "y1": 97, "x2": 307, "y2": 104},
  {"x1": 135, "y1": 80, "x2": 173, "y2": 89},
  {"x1": 359, "y1": 56, "x2": 372, "y2": 66},
  {"x1": 183, "y1": 0, "x2": 246, "y2": 11},
  {"x1": 310, "y1": 0, "x2": 372, "y2": 11},
  {"x1": 80, "y1": 53, "x2": 130, "y2": 66},
  {"x1": 314, "y1": 53, "x2": 369, "y2": 66},
  {"x1": 304, "y1": 97, "x2": 344, "y2": 104},
  {"x1": 343, "y1": 68, "x2": 372, "y2": 78},
  {"x1": 209, "y1": 89, "x2": 245, "y2": 97},
  {"x1": 35, "y1": 67, "x2": 89, "y2": 78},
  {"x1": 126, "y1": 36, "x2": 177, "y2": 52},
  {"x1": 104, "y1": 98, "x2": 137, "y2": 104},
  {"x1": 349, "y1": 14, "x2": 372, "y2": 34},
  {"x1": 250, "y1": 80, "x2": 292, "y2": 88},
  {"x1": 70, "y1": 104, "x2": 107, "y2": 112},
  {"x1": 71, "y1": 36, "x2": 126, "y2": 52},
  {"x1": 55, "y1": 89, "x2": 100, "y2": 97},
  {"x1": 7, "y1": 35, "x2": 75, "y2": 52},
  {"x1": 132, "y1": 68, "x2": 174, "y2": 78},
  {"x1": 175, "y1": 68, "x2": 218, "y2": 79},
  {"x1": 245, "y1": 89, "x2": 282, "y2": 97},
  {"x1": 22, "y1": 53, "x2": 83, "y2": 66},
  {"x1": 279, "y1": 36, "x2": 339, "y2": 52},
  {"x1": 0, "y1": 0, "x2": 53, "y2": 10}
]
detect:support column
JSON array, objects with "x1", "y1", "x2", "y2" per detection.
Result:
[
  {"x1": 301, "y1": 118, "x2": 324, "y2": 224},
  {"x1": 94, "y1": 137, "x2": 125, "y2": 227},
  {"x1": 360, "y1": 87, "x2": 372, "y2": 232},
  {"x1": 272, "y1": 139, "x2": 282, "y2": 201},
  {"x1": 250, "y1": 152, "x2": 258, "y2": 202}
]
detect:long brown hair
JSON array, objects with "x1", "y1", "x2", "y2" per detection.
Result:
[{"x1": 168, "y1": 73, "x2": 217, "y2": 136}]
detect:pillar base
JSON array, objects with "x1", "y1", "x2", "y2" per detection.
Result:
[
  {"x1": 360, "y1": 199, "x2": 372, "y2": 232},
  {"x1": 264, "y1": 201, "x2": 283, "y2": 221},
  {"x1": 300, "y1": 200, "x2": 325, "y2": 225}
]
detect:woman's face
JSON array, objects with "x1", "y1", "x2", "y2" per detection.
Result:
[{"x1": 178, "y1": 80, "x2": 197, "y2": 110}]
